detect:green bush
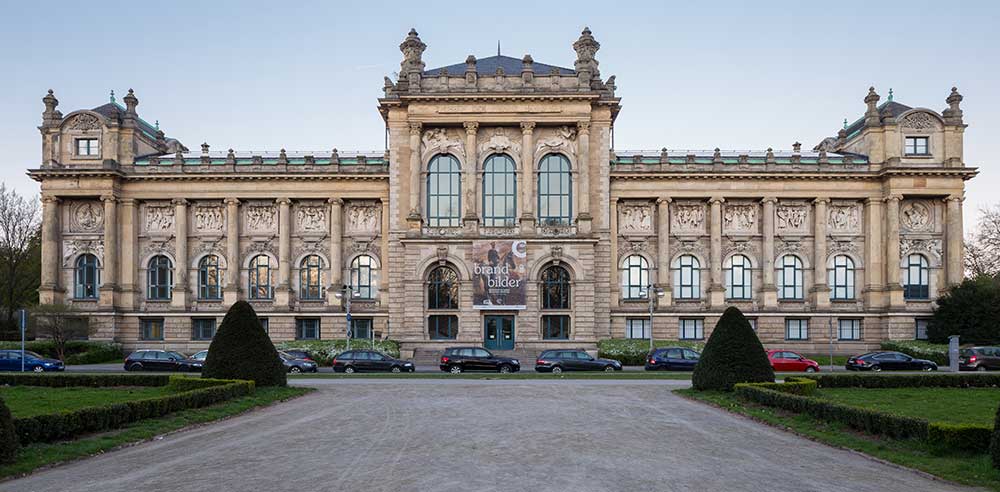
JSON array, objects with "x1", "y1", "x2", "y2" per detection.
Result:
[
  {"x1": 0, "y1": 341, "x2": 123, "y2": 364},
  {"x1": 736, "y1": 377, "x2": 818, "y2": 396},
  {"x1": 275, "y1": 339, "x2": 401, "y2": 365},
  {"x1": 928, "y1": 276, "x2": 1000, "y2": 344},
  {"x1": 804, "y1": 373, "x2": 1000, "y2": 389},
  {"x1": 991, "y1": 404, "x2": 1000, "y2": 468},
  {"x1": 929, "y1": 422, "x2": 992, "y2": 453},
  {"x1": 0, "y1": 373, "x2": 171, "y2": 388},
  {"x1": 693, "y1": 307, "x2": 774, "y2": 391},
  {"x1": 0, "y1": 398, "x2": 17, "y2": 464},
  {"x1": 203, "y1": 301, "x2": 286, "y2": 387},
  {"x1": 879, "y1": 340, "x2": 949, "y2": 366},
  {"x1": 164, "y1": 376, "x2": 239, "y2": 392},
  {"x1": 596, "y1": 339, "x2": 705, "y2": 366}
]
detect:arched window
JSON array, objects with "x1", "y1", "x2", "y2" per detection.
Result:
[
  {"x1": 537, "y1": 154, "x2": 572, "y2": 225},
  {"x1": 427, "y1": 266, "x2": 459, "y2": 310},
  {"x1": 249, "y1": 255, "x2": 272, "y2": 300},
  {"x1": 482, "y1": 154, "x2": 517, "y2": 227},
  {"x1": 427, "y1": 154, "x2": 461, "y2": 227},
  {"x1": 904, "y1": 254, "x2": 930, "y2": 299},
  {"x1": 828, "y1": 255, "x2": 856, "y2": 300},
  {"x1": 541, "y1": 265, "x2": 571, "y2": 310},
  {"x1": 74, "y1": 254, "x2": 100, "y2": 299},
  {"x1": 198, "y1": 255, "x2": 222, "y2": 300},
  {"x1": 725, "y1": 254, "x2": 752, "y2": 300},
  {"x1": 147, "y1": 255, "x2": 173, "y2": 300},
  {"x1": 776, "y1": 255, "x2": 804, "y2": 300},
  {"x1": 299, "y1": 255, "x2": 323, "y2": 300},
  {"x1": 621, "y1": 255, "x2": 649, "y2": 300},
  {"x1": 350, "y1": 255, "x2": 377, "y2": 299},
  {"x1": 673, "y1": 255, "x2": 701, "y2": 300}
]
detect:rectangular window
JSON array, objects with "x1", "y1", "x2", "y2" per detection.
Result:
[
  {"x1": 905, "y1": 136, "x2": 929, "y2": 156},
  {"x1": 428, "y1": 315, "x2": 458, "y2": 340},
  {"x1": 295, "y1": 318, "x2": 320, "y2": 340},
  {"x1": 259, "y1": 317, "x2": 269, "y2": 334},
  {"x1": 838, "y1": 318, "x2": 861, "y2": 341},
  {"x1": 191, "y1": 318, "x2": 216, "y2": 341},
  {"x1": 350, "y1": 318, "x2": 373, "y2": 339},
  {"x1": 679, "y1": 318, "x2": 704, "y2": 340},
  {"x1": 141, "y1": 318, "x2": 164, "y2": 341},
  {"x1": 915, "y1": 318, "x2": 930, "y2": 340},
  {"x1": 75, "y1": 138, "x2": 99, "y2": 156},
  {"x1": 785, "y1": 319, "x2": 808, "y2": 340},
  {"x1": 542, "y1": 315, "x2": 570, "y2": 340},
  {"x1": 747, "y1": 318, "x2": 757, "y2": 332},
  {"x1": 625, "y1": 318, "x2": 650, "y2": 339}
]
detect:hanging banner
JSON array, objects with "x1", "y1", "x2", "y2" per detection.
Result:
[{"x1": 472, "y1": 240, "x2": 527, "y2": 309}]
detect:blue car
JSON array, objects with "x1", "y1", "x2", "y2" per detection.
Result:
[{"x1": 0, "y1": 349, "x2": 65, "y2": 372}]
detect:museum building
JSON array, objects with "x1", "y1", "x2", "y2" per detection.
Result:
[{"x1": 29, "y1": 28, "x2": 976, "y2": 358}]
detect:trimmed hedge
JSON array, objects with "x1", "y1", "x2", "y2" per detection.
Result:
[
  {"x1": 929, "y1": 422, "x2": 993, "y2": 452},
  {"x1": 804, "y1": 373, "x2": 1000, "y2": 389},
  {"x1": 693, "y1": 307, "x2": 774, "y2": 391},
  {"x1": 991, "y1": 404, "x2": 1000, "y2": 469},
  {"x1": 0, "y1": 373, "x2": 172, "y2": 388},
  {"x1": 203, "y1": 301, "x2": 286, "y2": 387},
  {"x1": 879, "y1": 340, "x2": 949, "y2": 366},
  {"x1": 742, "y1": 377, "x2": 818, "y2": 396},
  {"x1": 276, "y1": 339, "x2": 402, "y2": 365},
  {"x1": 0, "y1": 398, "x2": 16, "y2": 464},
  {"x1": 596, "y1": 339, "x2": 705, "y2": 366},
  {"x1": 0, "y1": 341, "x2": 123, "y2": 364}
]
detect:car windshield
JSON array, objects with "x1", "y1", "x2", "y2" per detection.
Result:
[
  {"x1": 960, "y1": 349, "x2": 976, "y2": 356},
  {"x1": 23, "y1": 351, "x2": 45, "y2": 359}
]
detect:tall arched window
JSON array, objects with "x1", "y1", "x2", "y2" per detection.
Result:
[
  {"x1": 427, "y1": 154, "x2": 461, "y2": 227},
  {"x1": 673, "y1": 255, "x2": 701, "y2": 300},
  {"x1": 541, "y1": 264, "x2": 571, "y2": 340},
  {"x1": 828, "y1": 255, "x2": 856, "y2": 300},
  {"x1": 147, "y1": 255, "x2": 173, "y2": 300},
  {"x1": 725, "y1": 254, "x2": 752, "y2": 300},
  {"x1": 904, "y1": 254, "x2": 930, "y2": 299},
  {"x1": 198, "y1": 255, "x2": 222, "y2": 300},
  {"x1": 621, "y1": 255, "x2": 649, "y2": 300},
  {"x1": 537, "y1": 154, "x2": 572, "y2": 225},
  {"x1": 350, "y1": 255, "x2": 376, "y2": 299},
  {"x1": 482, "y1": 154, "x2": 517, "y2": 227},
  {"x1": 776, "y1": 255, "x2": 804, "y2": 300},
  {"x1": 74, "y1": 254, "x2": 100, "y2": 299},
  {"x1": 299, "y1": 255, "x2": 323, "y2": 300},
  {"x1": 427, "y1": 266, "x2": 458, "y2": 339},
  {"x1": 249, "y1": 255, "x2": 272, "y2": 300}
]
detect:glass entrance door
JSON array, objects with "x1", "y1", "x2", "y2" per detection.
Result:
[{"x1": 483, "y1": 315, "x2": 515, "y2": 350}]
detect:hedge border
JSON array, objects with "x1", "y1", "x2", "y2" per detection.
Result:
[
  {"x1": 803, "y1": 373, "x2": 1000, "y2": 389},
  {"x1": 0, "y1": 374, "x2": 172, "y2": 388}
]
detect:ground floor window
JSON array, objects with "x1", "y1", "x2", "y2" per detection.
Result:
[
  {"x1": 296, "y1": 318, "x2": 320, "y2": 340},
  {"x1": 625, "y1": 318, "x2": 650, "y2": 339},
  {"x1": 915, "y1": 318, "x2": 930, "y2": 340},
  {"x1": 258, "y1": 317, "x2": 269, "y2": 334},
  {"x1": 785, "y1": 319, "x2": 808, "y2": 340},
  {"x1": 746, "y1": 318, "x2": 757, "y2": 332},
  {"x1": 192, "y1": 318, "x2": 216, "y2": 341},
  {"x1": 838, "y1": 318, "x2": 861, "y2": 341},
  {"x1": 428, "y1": 315, "x2": 458, "y2": 340},
  {"x1": 542, "y1": 315, "x2": 570, "y2": 340},
  {"x1": 679, "y1": 318, "x2": 704, "y2": 340},
  {"x1": 141, "y1": 318, "x2": 164, "y2": 341},
  {"x1": 351, "y1": 318, "x2": 373, "y2": 339}
]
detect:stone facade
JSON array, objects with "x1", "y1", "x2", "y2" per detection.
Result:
[{"x1": 30, "y1": 29, "x2": 976, "y2": 356}]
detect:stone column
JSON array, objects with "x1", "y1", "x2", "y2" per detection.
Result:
[
  {"x1": 884, "y1": 195, "x2": 905, "y2": 307},
  {"x1": 275, "y1": 197, "x2": 292, "y2": 307},
  {"x1": 520, "y1": 122, "x2": 535, "y2": 229},
  {"x1": 708, "y1": 197, "x2": 725, "y2": 307},
  {"x1": 119, "y1": 199, "x2": 138, "y2": 309},
  {"x1": 99, "y1": 195, "x2": 118, "y2": 308},
  {"x1": 761, "y1": 197, "x2": 778, "y2": 308},
  {"x1": 812, "y1": 198, "x2": 831, "y2": 308},
  {"x1": 945, "y1": 196, "x2": 964, "y2": 286},
  {"x1": 863, "y1": 197, "x2": 885, "y2": 308},
  {"x1": 39, "y1": 196, "x2": 60, "y2": 304},
  {"x1": 463, "y1": 122, "x2": 479, "y2": 229},
  {"x1": 576, "y1": 121, "x2": 592, "y2": 233},
  {"x1": 171, "y1": 198, "x2": 188, "y2": 308},
  {"x1": 327, "y1": 198, "x2": 343, "y2": 307},
  {"x1": 656, "y1": 198, "x2": 672, "y2": 307},
  {"x1": 223, "y1": 198, "x2": 240, "y2": 304},
  {"x1": 406, "y1": 122, "x2": 423, "y2": 231}
]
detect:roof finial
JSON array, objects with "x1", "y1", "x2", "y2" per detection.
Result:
[
  {"x1": 109, "y1": 90, "x2": 116, "y2": 104},
  {"x1": 154, "y1": 120, "x2": 159, "y2": 131},
  {"x1": 888, "y1": 88, "x2": 893, "y2": 102},
  {"x1": 843, "y1": 118, "x2": 848, "y2": 129},
  {"x1": 497, "y1": 40, "x2": 501, "y2": 57}
]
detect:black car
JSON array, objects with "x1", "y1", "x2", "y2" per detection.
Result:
[
  {"x1": 645, "y1": 347, "x2": 701, "y2": 371},
  {"x1": 332, "y1": 349, "x2": 414, "y2": 373},
  {"x1": 124, "y1": 350, "x2": 188, "y2": 371},
  {"x1": 280, "y1": 351, "x2": 319, "y2": 373},
  {"x1": 439, "y1": 347, "x2": 520, "y2": 374},
  {"x1": 846, "y1": 351, "x2": 938, "y2": 372},
  {"x1": 535, "y1": 349, "x2": 621, "y2": 373},
  {"x1": 176, "y1": 350, "x2": 208, "y2": 372},
  {"x1": 960, "y1": 347, "x2": 1000, "y2": 371}
]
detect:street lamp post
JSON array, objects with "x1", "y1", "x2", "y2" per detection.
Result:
[
  {"x1": 644, "y1": 285, "x2": 666, "y2": 353},
  {"x1": 334, "y1": 286, "x2": 361, "y2": 351}
]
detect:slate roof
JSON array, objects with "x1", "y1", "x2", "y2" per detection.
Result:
[
  {"x1": 843, "y1": 100, "x2": 913, "y2": 139},
  {"x1": 423, "y1": 55, "x2": 574, "y2": 76},
  {"x1": 91, "y1": 102, "x2": 160, "y2": 139}
]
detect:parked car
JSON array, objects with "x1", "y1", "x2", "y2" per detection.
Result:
[
  {"x1": 439, "y1": 347, "x2": 520, "y2": 374},
  {"x1": 282, "y1": 350, "x2": 314, "y2": 362},
  {"x1": 332, "y1": 349, "x2": 414, "y2": 373},
  {"x1": 846, "y1": 351, "x2": 938, "y2": 372},
  {"x1": 959, "y1": 347, "x2": 1000, "y2": 371},
  {"x1": 535, "y1": 349, "x2": 622, "y2": 373},
  {"x1": 0, "y1": 350, "x2": 65, "y2": 372},
  {"x1": 645, "y1": 347, "x2": 701, "y2": 371},
  {"x1": 280, "y1": 351, "x2": 319, "y2": 373},
  {"x1": 176, "y1": 350, "x2": 208, "y2": 372},
  {"x1": 767, "y1": 350, "x2": 820, "y2": 373},
  {"x1": 124, "y1": 350, "x2": 188, "y2": 371}
]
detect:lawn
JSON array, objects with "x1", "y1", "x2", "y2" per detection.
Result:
[
  {"x1": 814, "y1": 387, "x2": 1000, "y2": 426},
  {"x1": 802, "y1": 354, "x2": 850, "y2": 367},
  {"x1": 287, "y1": 371, "x2": 695, "y2": 379},
  {"x1": 0, "y1": 386, "x2": 176, "y2": 418}
]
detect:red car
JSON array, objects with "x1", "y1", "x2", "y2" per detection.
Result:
[{"x1": 767, "y1": 350, "x2": 820, "y2": 372}]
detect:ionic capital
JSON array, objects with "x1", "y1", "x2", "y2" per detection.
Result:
[
  {"x1": 883, "y1": 194, "x2": 903, "y2": 203},
  {"x1": 275, "y1": 197, "x2": 292, "y2": 206},
  {"x1": 408, "y1": 122, "x2": 423, "y2": 135},
  {"x1": 708, "y1": 197, "x2": 725, "y2": 205},
  {"x1": 812, "y1": 197, "x2": 830, "y2": 205},
  {"x1": 577, "y1": 121, "x2": 591, "y2": 133},
  {"x1": 656, "y1": 197, "x2": 672, "y2": 206},
  {"x1": 520, "y1": 122, "x2": 536, "y2": 134},
  {"x1": 171, "y1": 198, "x2": 188, "y2": 206},
  {"x1": 224, "y1": 197, "x2": 241, "y2": 207},
  {"x1": 944, "y1": 195, "x2": 964, "y2": 204},
  {"x1": 761, "y1": 196, "x2": 778, "y2": 204},
  {"x1": 100, "y1": 194, "x2": 117, "y2": 204},
  {"x1": 463, "y1": 121, "x2": 479, "y2": 135},
  {"x1": 328, "y1": 197, "x2": 344, "y2": 207},
  {"x1": 41, "y1": 195, "x2": 60, "y2": 204}
]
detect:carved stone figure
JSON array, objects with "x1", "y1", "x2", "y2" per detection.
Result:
[
  {"x1": 67, "y1": 114, "x2": 101, "y2": 131},
  {"x1": 422, "y1": 128, "x2": 465, "y2": 158},
  {"x1": 145, "y1": 205, "x2": 175, "y2": 233},
  {"x1": 296, "y1": 205, "x2": 327, "y2": 232},
  {"x1": 813, "y1": 137, "x2": 838, "y2": 153},
  {"x1": 194, "y1": 206, "x2": 223, "y2": 232},
  {"x1": 776, "y1": 205, "x2": 808, "y2": 232},
  {"x1": 478, "y1": 127, "x2": 522, "y2": 157},
  {"x1": 901, "y1": 112, "x2": 938, "y2": 130},
  {"x1": 245, "y1": 205, "x2": 277, "y2": 232},
  {"x1": 72, "y1": 202, "x2": 103, "y2": 232},
  {"x1": 536, "y1": 126, "x2": 577, "y2": 155},
  {"x1": 62, "y1": 239, "x2": 104, "y2": 265},
  {"x1": 672, "y1": 204, "x2": 705, "y2": 232},
  {"x1": 901, "y1": 201, "x2": 932, "y2": 232},
  {"x1": 901, "y1": 238, "x2": 943, "y2": 259},
  {"x1": 828, "y1": 204, "x2": 860, "y2": 233},
  {"x1": 348, "y1": 203, "x2": 381, "y2": 233},
  {"x1": 619, "y1": 204, "x2": 652, "y2": 233},
  {"x1": 724, "y1": 204, "x2": 757, "y2": 233}
]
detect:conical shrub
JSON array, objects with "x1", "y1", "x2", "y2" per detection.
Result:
[
  {"x1": 0, "y1": 397, "x2": 18, "y2": 464},
  {"x1": 203, "y1": 301, "x2": 286, "y2": 387},
  {"x1": 692, "y1": 306, "x2": 774, "y2": 391},
  {"x1": 990, "y1": 403, "x2": 1000, "y2": 469}
]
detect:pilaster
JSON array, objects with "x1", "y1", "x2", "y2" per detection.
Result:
[
  {"x1": 98, "y1": 195, "x2": 118, "y2": 308},
  {"x1": 463, "y1": 121, "x2": 479, "y2": 231},
  {"x1": 275, "y1": 197, "x2": 292, "y2": 307},
  {"x1": 708, "y1": 197, "x2": 725, "y2": 307},
  {"x1": 520, "y1": 122, "x2": 536, "y2": 229},
  {"x1": 223, "y1": 198, "x2": 240, "y2": 304},
  {"x1": 655, "y1": 197, "x2": 672, "y2": 307},
  {"x1": 863, "y1": 198, "x2": 885, "y2": 309},
  {"x1": 327, "y1": 198, "x2": 344, "y2": 307},
  {"x1": 811, "y1": 197, "x2": 831, "y2": 308},
  {"x1": 406, "y1": 122, "x2": 423, "y2": 232},
  {"x1": 39, "y1": 196, "x2": 60, "y2": 304},
  {"x1": 760, "y1": 197, "x2": 778, "y2": 308},
  {"x1": 945, "y1": 196, "x2": 964, "y2": 286},
  {"x1": 119, "y1": 198, "x2": 139, "y2": 309},
  {"x1": 576, "y1": 121, "x2": 592, "y2": 233},
  {"x1": 171, "y1": 198, "x2": 189, "y2": 308},
  {"x1": 884, "y1": 195, "x2": 905, "y2": 308}
]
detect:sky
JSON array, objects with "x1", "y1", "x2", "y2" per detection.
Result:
[{"x1": 1, "y1": 0, "x2": 997, "y2": 228}]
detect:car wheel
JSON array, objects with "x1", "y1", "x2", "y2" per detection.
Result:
[
  {"x1": 923, "y1": 365, "x2": 935, "y2": 372},
  {"x1": 805, "y1": 366, "x2": 817, "y2": 373},
  {"x1": 604, "y1": 365, "x2": 616, "y2": 372},
  {"x1": 127, "y1": 363, "x2": 143, "y2": 372},
  {"x1": 344, "y1": 366, "x2": 356, "y2": 374},
  {"x1": 391, "y1": 366, "x2": 402, "y2": 373},
  {"x1": 870, "y1": 365, "x2": 882, "y2": 372},
  {"x1": 498, "y1": 365, "x2": 512, "y2": 374},
  {"x1": 32, "y1": 365, "x2": 44, "y2": 373},
  {"x1": 978, "y1": 365, "x2": 988, "y2": 372},
  {"x1": 289, "y1": 366, "x2": 302, "y2": 374},
  {"x1": 551, "y1": 366, "x2": 563, "y2": 375},
  {"x1": 449, "y1": 365, "x2": 462, "y2": 374}
]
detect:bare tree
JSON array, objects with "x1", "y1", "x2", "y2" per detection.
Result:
[
  {"x1": 0, "y1": 184, "x2": 41, "y2": 335},
  {"x1": 966, "y1": 204, "x2": 1000, "y2": 278},
  {"x1": 28, "y1": 304, "x2": 90, "y2": 361}
]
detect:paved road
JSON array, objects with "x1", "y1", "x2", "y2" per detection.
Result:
[{"x1": 4, "y1": 380, "x2": 978, "y2": 492}]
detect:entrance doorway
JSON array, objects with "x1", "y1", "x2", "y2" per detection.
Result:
[{"x1": 483, "y1": 315, "x2": 515, "y2": 350}]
